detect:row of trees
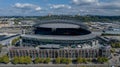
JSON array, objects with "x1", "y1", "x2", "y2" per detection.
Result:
[
  {"x1": 0, "y1": 56, "x2": 109, "y2": 64},
  {"x1": 54, "y1": 57, "x2": 72, "y2": 64},
  {"x1": 111, "y1": 42, "x2": 120, "y2": 48},
  {"x1": 76, "y1": 58, "x2": 88, "y2": 63},
  {"x1": 12, "y1": 57, "x2": 51, "y2": 64},
  {"x1": 97, "y1": 57, "x2": 109, "y2": 63},
  {"x1": 12, "y1": 57, "x2": 108, "y2": 64},
  {"x1": 34, "y1": 57, "x2": 88, "y2": 64},
  {"x1": 34, "y1": 57, "x2": 51, "y2": 64},
  {"x1": 76, "y1": 57, "x2": 108, "y2": 64},
  {"x1": 12, "y1": 56, "x2": 32, "y2": 64}
]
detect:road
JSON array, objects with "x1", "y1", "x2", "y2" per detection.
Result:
[{"x1": 0, "y1": 64, "x2": 119, "y2": 67}]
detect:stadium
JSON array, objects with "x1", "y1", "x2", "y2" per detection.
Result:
[
  {"x1": 8, "y1": 20, "x2": 111, "y2": 59},
  {"x1": 21, "y1": 20, "x2": 98, "y2": 47}
]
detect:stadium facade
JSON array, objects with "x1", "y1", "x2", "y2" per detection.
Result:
[{"x1": 8, "y1": 20, "x2": 111, "y2": 59}]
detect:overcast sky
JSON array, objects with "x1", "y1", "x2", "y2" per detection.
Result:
[{"x1": 0, "y1": 0, "x2": 120, "y2": 16}]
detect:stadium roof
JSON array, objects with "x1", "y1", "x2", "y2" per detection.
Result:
[
  {"x1": 34, "y1": 20, "x2": 89, "y2": 29},
  {"x1": 39, "y1": 23, "x2": 80, "y2": 28},
  {"x1": 21, "y1": 33, "x2": 97, "y2": 40}
]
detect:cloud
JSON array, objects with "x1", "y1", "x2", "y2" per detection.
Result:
[
  {"x1": 35, "y1": 7, "x2": 42, "y2": 11},
  {"x1": 72, "y1": 0, "x2": 98, "y2": 5},
  {"x1": 14, "y1": 3, "x2": 42, "y2": 11},
  {"x1": 1, "y1": 0, "x2": 120, "y2": 16},
  {"x1": 69, "y1": 0, "x2": 120, "y2": 16},
  {"x1": 98, "y1": 2, "x2": 120, "y2": 9},
  {"x1": 71, "y1": 0, "x2": 120, "y2": 10},
  {"x1": 50, "y1": 4, "x2": 71, "y2": 9}
]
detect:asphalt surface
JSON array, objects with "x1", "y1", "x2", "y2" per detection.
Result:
[{"x1": 0, "y1": 64, "x2": 119, "y2": 67}]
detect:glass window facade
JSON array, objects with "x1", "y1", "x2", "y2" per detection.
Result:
[{"x1": 8, "y1": 48, "x2": 111, "y2": 59}]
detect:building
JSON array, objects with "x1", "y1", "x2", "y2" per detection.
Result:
[
  {"x1": 0, "y1": 34, "x2": 20, "y2": 46},
  {"x1": 103, "y1": 28, "x2": 120, "y2": 35},
  {"x1": 9, "y1": 46, "x2": 110, "y2": 59},
  {"x1": 8, "y1": 20, "x2": 111, "y2": 59}
]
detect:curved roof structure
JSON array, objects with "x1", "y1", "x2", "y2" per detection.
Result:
[
  {"x1": 21, "y1": 32, "x2": 96, "y2": 41},
  {"x1": 33, "y1": 20, "x2": 91, "y2": 36},
  {"x1": 39, "y1": 23, "x2": 80, "y2": 28},
  {"x1": 21, "y1": 20, "x2": 98, "y2": 45},
  {"x1": 34, "y1": 20, "x2": 88, "y2": 29}
]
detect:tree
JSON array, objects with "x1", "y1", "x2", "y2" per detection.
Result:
[
  {"x1": 110, "y1": 48, "x2": 115, "y2": 53},
  {"x1": 0, "y1": 57, "x2": 3, "y2": 63},
  {"x1": 76, "y1": 58, "x2": 83, "y2": 63},
  {"x1": 2, "y1": 55, "x2": 10, "y2": 64},
  {"x1": 39, "y1": 58, "x2": 44, "y2": 63},
  {"x1": 61, "y1": 58, "x2": 67, "y2": 64},
  {"x1": 34, "y1": 57, "x2": 44, "y2": 64},
  {"x1": 97, "y1": 57, "x2": 103, "y2": 63},
  {"x1": 12, "y1": 56, "x2": 19, "y2": 64},
  {"x1": 60, "y1": 58, "x2": 71, "y2": 64},
  {"x1": 82, "y1": 58, "x2": 87, "y2": 63},
  {"x1": 103, "y1": 57, "x2": 109, "y2": 62},
  {"x1": 55, "y1": 57, "x2": 61, "y2": 64},
  {"x1": 0, "y1": 55, "x2": 10, "y2": 64},
  {"x1": 34, "y1": 57, "x2": 40, "y2": 64},
  {"x1": 44, "y1": 58, "x2": 51, "y2": 64},
  {"x1": 24, "y1": 56, "x2": 32, "y2": 64},
  {"x1": 97, "y1": 57, "x2": 108, "y2": 63},
  {"x1": 12, "y1": 56, "x2": 32, "y2": 64},
  {"x1": 111, "y1": 42, "x2": 120, "y2": 48},
  {"x1": 87, "y1": 58, "x2": 92, "y2": 62},
  {"x1": 11, "y1": 37, "x2": 20, "y2": 46},
  {"x1": 66, "y1": 58, "x2": 72, "y2": 64},
  {"x1": 19, "y1": 56, "x2": 25, "y2": 64}
]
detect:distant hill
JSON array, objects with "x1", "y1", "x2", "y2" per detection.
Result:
[{"x1": 1, "y1": 15, "x2": 120, "y2": 22}]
